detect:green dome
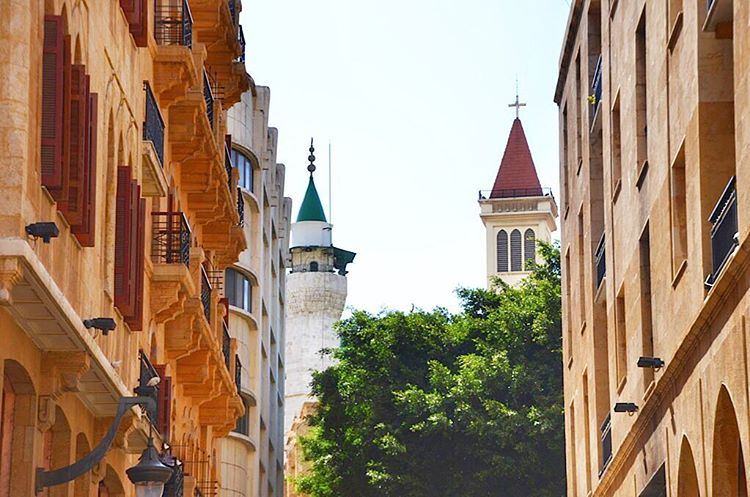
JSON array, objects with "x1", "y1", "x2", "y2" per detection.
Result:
[{"x1": 296, "y1": 175, "x2": 327, "y2": 222}]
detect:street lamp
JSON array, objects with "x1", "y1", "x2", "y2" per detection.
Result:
[{"x1": 126, "y1": 437, "x2": 173, "y2": 497}]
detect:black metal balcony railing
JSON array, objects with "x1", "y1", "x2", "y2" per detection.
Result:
[
  {"x1": 154, "y1": 0, "x2": 193, "y2": 48},
  {"x1": 203, "y1": 70, "x2": 214, "y2": 130},
  {"x1": 135, "y1": 352, "x2": 160, "y2": 425},
  {"x1": 236, "y1": 25, "x2": 246, "y2": 63},
  {"x1": 225, "y1": 145, "x2": 233, "y2": 191},
  {"x1": 707, "y1": 176, "x2": 738, "y2": 287},
  {"x1": 143, "y1": 82, "x2": 165, "y2": 167},
  {"x1": 599, "y1": 414, "x2": 613, "y2": 477},
  {"x1": 151, "y1": 211, "x2": 191, "y2": 267},
  {"x1": 228, "y1": 0, "x2": 237, "y2": 24},
  {"x1": 222, "y1": 323, "x2": 231, "y2": 370},
  {"x1": 595, "y1": 232, "x2": 606, "y2": 288},
  {"x1": 478, "y1": 187, "x2": 553, "y2": 200},
  {"x1": 201, "y1": 266, "x2": 212, "y2": 324},
  {"x1": 591, "y1": 54, "x2": 603, "y2": 107},
  {"x1": 234, "y1": 406, "x2": 249, "y2": 436},
  {"x1": 162, "y1": 459, "x2": 184, "y2": 497},
  {"x1": 236, "y1": 187, "x2": 245, "y2": 227},
  {"x1": 234, "y1": 354, "x2": 242, "y2": 393}
]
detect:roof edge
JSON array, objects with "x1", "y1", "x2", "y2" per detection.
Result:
[{"x1": 554, "y1": 0, "x2": 585, "y2": 105}]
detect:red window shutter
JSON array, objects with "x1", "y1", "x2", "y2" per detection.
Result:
[
  {"x1": 154, "y1": 365, "x2": 172, "y2": 440},
  {"x1": 119, "y1": 0, "x2": 147, "y2": 47},
  {"x1": 60, "y1": 66, "x2": 88, "y2": 226},
  {"x1": 41, "y1": 16, "x2": 65, "y2": 192},
  {"x1": 72, "y1": 92, "x2": 98, "y2": 246},
  {"x1": 114, "y1": 166, "x2": 134, "y2": 313},
  {"x1": 126, "y1": 195, "x2": 146, "y2": 331}
]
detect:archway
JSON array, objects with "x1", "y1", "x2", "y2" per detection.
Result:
[
  {"x1": 1, "y1": 359, "x2": 37, "y2": 497},
  {"x1": 712, "y1": 386, "x2": 747, "y2": 496},
  {"x1": 74, "y1": 433, "x2": 91, "y2": 497},
  {"x1": 45, "y1": 406, "x2": 72, "y2": 497},
  {"x1": 99, "y1": 464, "x2": 125, "y2": 497},
  {"x1": 677, "y1": 437, "x2": 700, "y2": 497}
]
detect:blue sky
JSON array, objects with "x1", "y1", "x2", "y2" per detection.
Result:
[{"x1": 241, "y1": 0, "x2": 571, "y2": 313}]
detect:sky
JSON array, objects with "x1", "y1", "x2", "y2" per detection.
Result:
[{"x1": 240, "y1": 0, "x2": 571, "y2": 313}]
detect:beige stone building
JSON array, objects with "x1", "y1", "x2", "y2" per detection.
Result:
[
  {"x1": 557, "y1": 0, "x2": 750, "y2": 495},
  {"x1": 0, "y1": 0, "x2": 264, "y2": 496},
  {"x1": 217, "y1": 86, "x2": 292, "y2": 497}
]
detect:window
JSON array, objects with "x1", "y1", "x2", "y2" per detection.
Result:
[
  {"x1": 576, "y1": 52, "x2": 583, "y2": 168},
  {"x1": 234, "y1": 396, "x2": 250, "y2": 436},
  {"x1": 578, "y1": 209, "x2": 586, "y2": 327},
  {"x1": 225, "y1": 267, "x2": 252, "y2": 312},
  {"x1": 523, "y1": 229, "x2": 536, "y2": 268},
  {"x1": 565, "y1": 249, "x2": 573, "y2": 363},
  {"x1": 510, "y1": 229, "x2": 522, "y2": 271},
  {"x1": 670, "y1": 143, "x2": 687, "y2": 272},
  {"x1": 583, "y1": 373, "x2": 592, "y2": 493},
  {"x1": 309, "y1": 261, "x2": 319, "y2": 272},
  {"x1": 497, "y1": 230, "x2": 508, "y2": 272},
  {"x1": 639, "y1": 225, "x2": 654, "y2": 389},
  {"x1": 611, "y1": 94, "x2": 622, "y2": 195},
  {"x1": 562, "y1": 106, "x2": 570, "y2": 212},
  {"x1": 232, "y1": 147, "x2": 254, "y2": 192},
  {"x1": 615, "y1": 285, "x2": 627, "y2": 386},
  {"x1": 635, "y1": 10, "x2": 648, "y2": 173},
  {"x1": 569, "y1": 401, "x2": 578, "y2": 496}
]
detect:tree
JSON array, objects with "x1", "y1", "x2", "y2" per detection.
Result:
[{"x1": 295, "y1": 243, "x2": 564, "y2": 497}]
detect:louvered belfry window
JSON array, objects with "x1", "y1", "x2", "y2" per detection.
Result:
[
  {"x1": 524, "y1": 229, "x2": 536, "y2": 269},
  {"x1": 115, "y1": 166, "x2": 146, "y2": 330},
  {"x1": 41, "y1": 16, "x2": 98, "y2": 246},
  {"x1": 497, "y1": 230, "x2": 508, "y2": 272},
  {"x1": 510, "y1": 229, "x2": 522, "y2": 271}
]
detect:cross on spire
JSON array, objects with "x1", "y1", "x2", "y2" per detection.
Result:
[{"x1": 508, "y1": 93, "x2": 527, "y2": 119}]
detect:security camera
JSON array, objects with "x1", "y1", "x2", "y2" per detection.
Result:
[
  {"x1": 25, "y1": 222, "x2": 60, "y2": 243},
  {"x1": 614, "y1": 402, "x2": 639, "y2": 414},
  {"x1": 83, "y1": 317, "x2": 117, "y2": 335},
  {"x1": 637, "y1": 356, "x2": 665, "y2": 369}
]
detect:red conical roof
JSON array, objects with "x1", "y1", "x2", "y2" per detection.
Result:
[{"x1": 490, "y1": 118, "x2": 543, "y2": 198}]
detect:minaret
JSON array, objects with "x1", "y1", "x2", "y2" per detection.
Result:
[
  {"x1": 284, "y1": 140, "x2": 356, "y2": 434},
  {"x1": 479, "y1": 97, "x2": 558, "y2": 287}
]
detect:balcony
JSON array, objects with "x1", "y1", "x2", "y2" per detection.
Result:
[
  {"x1": 706, "y1": 177, "x2": 738, "y2": 288},
  {"x1": 201, "y1": 265, "x2": 212, "y2": 324},
  {"x1": 152, "y1": 0, "x2": 198, "y2": 107},
  {"x1": 152, "y1": 212, "x2": 191, "y2": 267},
  {"x1": 235, "y1": 354, "x2": 242, "y2": 393},
  {"x1": 189, "y1": 0, "x2": 248, "y2": 105},
  {"x1": 236, "y1": 25, "x2": 246, "y2": 63},
  {"x1": 223, "y1": 322, "x2": 231, "y2": 369},
  {"x1": 237, "y1": 187, "x2": 245, "y2": 226},
  {"x1": 595, "y1": 233, "x2": 606, "y2": 289},
  {"x1": 599, "y1": 413, "x2": 612, "y2": 477},
  {"x1": 150, "y1": 212, "x2": 195, "y2": 324},
  {"x1": 590, "y1": 54, "x2": 603, "y2": 124},
  {"x1": 203, "y1": 70, "x2": 215, "y2": 131},
  {"x1": 141, "y1": 82, "x2": 168, "y2": 197},
  {"x1": 135, "y1": 352, "x2": 160, "y2": 425}
]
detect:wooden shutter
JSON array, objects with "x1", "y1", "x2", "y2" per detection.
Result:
[
  {"x1": 60, "y1": 67, "x2": 88, "y2": 226},
  {"x1": 41, "y1": 16, "x2": 65, "y2": 191},
  {"x1": 119, "y1": 0, "x2": 147, "y2": 47},
  {"x1": 114, "y1": 167, "x2": 134, "y2": 313},
  {"x1": 154, "y1": 365, "x2": 172, "y2": 441},
  {"x1": 126, "y1": 195, "x2": 146, "y2": 330},
  {"x1": 72, "y1": 92, "x2": 98, "y2": 246}
]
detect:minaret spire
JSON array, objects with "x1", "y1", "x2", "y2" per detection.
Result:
[{"x1": 307, "y1": 138, "x2": 316, "y2": 175}]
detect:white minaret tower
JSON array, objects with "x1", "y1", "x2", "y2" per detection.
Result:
[
  {"x1": 479, "y1": 97, "x2": 558, "y2": 287},
  {"x1": 284, "y1": 140, "x2": 356, "y2": 434}
]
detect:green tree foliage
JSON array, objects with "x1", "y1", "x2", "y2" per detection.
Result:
[{"x1": 296, "y1": 243, "x2": 564, "y2": 497}]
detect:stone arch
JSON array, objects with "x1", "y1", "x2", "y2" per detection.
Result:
[
  {"x1": 46, "y1": 405, "x2": 73, "y2": 497},
  {"x1": 677, "y1": 436, "x2": 700, "y2": 497},
  {"x1": 712, "y1": 386, "x2": 748, "y2": 496},
  {"x1": 73, "y1": 432, "x2": 91, "y2": 497},
  {"x1": 99, "y1": 464, "x2": 125, "y2": 497},
  {"x1": 1, "y1": 359, "x2": 37, "y2": 497}
]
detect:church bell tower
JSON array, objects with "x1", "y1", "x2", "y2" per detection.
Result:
[{"x1": 478, "y1": 96, "x2": 558, "y2": 287}]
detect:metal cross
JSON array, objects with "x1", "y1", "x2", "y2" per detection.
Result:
[{"x1": 508, "y1": 93, "x2": 527, "y2": 119}]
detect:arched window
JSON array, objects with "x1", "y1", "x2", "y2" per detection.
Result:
[
  {"x1": 310, "y1": 261, "x2": 319, "y2": 272},
  {"x1": 225, "y1": 268, "x2": 252, "y2": 312},
  {"x1": 510, "y1": 229, "x2": 522, "y2": 271},
  {"x1": 231, "y1": 147, "x2": 255, "y2": 192},
  {"x1": 712, "y1": 387, "x2": 746, "y2": 497},
  {"x1": 524, "y1": 229, "x2": 536, "y2": 269},
  {"x1": 497, "y1": 230, "x2": 508, "y2": 272}
]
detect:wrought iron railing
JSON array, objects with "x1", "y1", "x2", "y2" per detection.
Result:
[
  {"x1": 222, "y1": 323, "x2": 231, "y2": 370},
  {"x1": 234, "y1": 354, "x2": 242, "y2": 393},
  {"x1": 228, "y1": 0, "x2": 237, "y2": 24},
  {"x1": 234, "y1": 407, "x2": 249, "y2": 436},
  {"x1": 203, "y1": 70, "x2": 214, "y2": 130},
  {"x1": 143, "y1": 82, "x2": 165, "y2": 167},
  {"x1": 236, "y1": 25, "x2": 246, "y2": 63},
  {"x1": 478, "y1": 187, "x2": 553, "y2": 200},
  {"x1": 591, "y1": 54, "x2": 603, "y2": 107},
  {"x1": 162, "y1": 458, "x2": 184, "y2": 497},
  {"x1": 135, "y1": 352, "x2": 160, "y2": 424},
  {"x1": 599, "y1": 414, "x2": 612, "y2": 476},
  {"x1": 225, "y1": 145, "x2": 233, "y2": 191},
  {"x1": 595, "y1": 232, "x2": 606, "y2": 288},
  {"x1": 151, "y1": 212, "x2": 191, "y2": 267},
  {"x1": 236, "y1": 187, "x2": 244, "y2": 226},
  {"x1": 154, "y1": 0, "x2": 193, "y2": 48},
  {"x1": 201, "y1": 266, "x2": 212, "y2": 324},
  {"x1": 706, "y1": 176, "x2": 738, "y2": 287}
]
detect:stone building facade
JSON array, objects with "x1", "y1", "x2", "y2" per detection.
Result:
[
  {"x1": 556, "y1": 0, "x2": 750, "y2": 495},
  {"x1": 217, "y1": 87, "x2": 292, "y2": 497},
  {"x1": 0, "y1": 0, "x2": 256, "y2": 495}
]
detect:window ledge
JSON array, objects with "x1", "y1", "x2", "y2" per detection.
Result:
[
  {"x1": 635, "y1": 160, "x2": 649, "y2": 190},
  {"x1": 671, "y1": 259, "x2": 688, "y2": 288},
  {"x1": 668, "y1": 12, "x2": 683, "y2": 51},
  {"x1": 612, "y1": 179, "x2": 622, "y2": 203},
  {"x1": 616, "y1": 375, "x2": 627, "y2": 394}
]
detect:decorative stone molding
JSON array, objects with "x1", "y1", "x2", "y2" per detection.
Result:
[
  {"x1": 37, "y1": 396, "x2": 57, "y2": 433},
  {"x1": 40, "y1": 351, "x2": 91, "y2": 400},
  {"x1": 0, "y1": 256, "x2": 22, "y2": 305}
]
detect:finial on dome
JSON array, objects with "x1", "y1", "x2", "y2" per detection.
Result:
[{"x1": 307, "y1": 138, "x2": 316, "y2": 174}]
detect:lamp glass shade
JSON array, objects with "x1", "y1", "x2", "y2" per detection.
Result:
[{"x1": 134, "y1": 482, "x2": 165, "y2": 497}]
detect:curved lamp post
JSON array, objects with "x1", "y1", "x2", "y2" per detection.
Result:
[{"x1": 35, "y1": 396, "x2": 172, "y2": 494}]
